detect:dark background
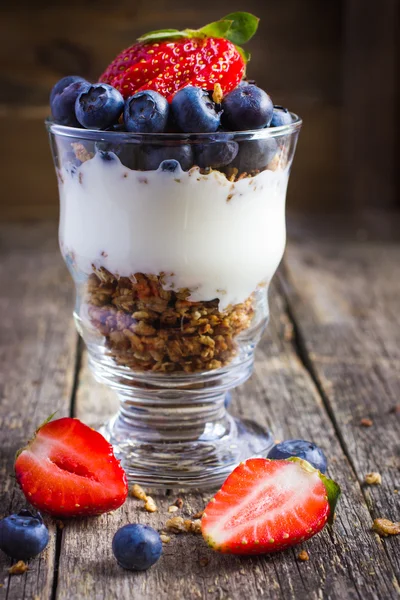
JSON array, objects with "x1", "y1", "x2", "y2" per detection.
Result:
[{"x1": 0, "y1": 0, "x2": 398, "y2": 220}]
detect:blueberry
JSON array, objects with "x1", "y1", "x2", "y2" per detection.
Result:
[
  {"x1": 171, "y1": 87, "x2": 220, "y2": 133},
  {"x1": 50, "y1": 75, "x2": 87, "y2": 106},
  {"x1": 124, "y1": 91, "x2": 169, "y2": 133},
  {"x1": 75, "y1": 84, "x2": 124, "y2": 130},
  {"x1": 51, "y1": 80, "x2": 90, "y2": 126},
  {"x1": 112, "y1": 524, "x2": 162, "y2": 571},
  {"x1": 159, "y1": 159, "x2": 181, "y2": 173},
  {"x1": 95, "y1": 140, "x2": 138, "y2": 169},
  {"x1": 0, "y1": 510, "x2": 49, "y2": 561},
  {"x1": 140, "y1": 144, "x2": 193, "y2": 171},
  {"x1": 270, "y1": 106, "x2": 293, "y2": 128},
  {"x1": 221, "y1": 85, "x2": 274, "y2": 131},
  {"x1": 195, "y1": 140, "x2": 239, "y2": 169},
  {"x1": 229, "y1": 138, "x2": 278, "y2": 173},
  {"x1": 267, "y1": 439, "x2": 327, "y2": 473}
]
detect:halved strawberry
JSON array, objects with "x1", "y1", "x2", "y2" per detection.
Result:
[
  {"x1": 15, "y1": 417, "x2": 128, "y2": 517},
  {"x1": 99, "y1": 12, "x2": 259, "y2": 101},
  {"x1": 201, "y1": 458, "x2": 340, "y2": 554}
]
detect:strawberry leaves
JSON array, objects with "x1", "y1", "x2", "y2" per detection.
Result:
[
  {"x1": 137, "y1": 29, "x2": 188, "y2": 43},
  {"x1": 320, "y1": 472, "x2": 341, "y2": 524},
  {"x1": 137, "y1": 11, "x2": 259, "y2": 62},
  {"x1": 221, "y1": 12, "x2": 260, "y2": 45}
]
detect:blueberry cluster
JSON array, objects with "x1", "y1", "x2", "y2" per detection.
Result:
[{"x1": 50, "y1": 76, "x2": 294, "y2": 175}]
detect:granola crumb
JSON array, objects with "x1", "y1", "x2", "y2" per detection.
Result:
[
  {"x1": 365, "y1": 472, "x2": 382, "y2": 485},
  {"x1": 360, "y1": 418, "x2": 373, "y2": 427},
  {"x1": 55, "y1": 519, "x2": 65, "y2": 529},
  {"x1": 144, "y1": 496, "x2": 157, "y2": 513},
  {"x1": 227, "y1": 167, "x2": 238, "y2": 182},
  {"x1": 71, "y1": 142, "x2": 94, "y2": 163},
  {"x1": 190, "y1": 519, "x2": 202, "y2": 534},
  {"x1": 389, "y1": 404, "x2": 400, "y2": 414},
  {"x1": 166, "y1": 516, "x2": 186, "y2": 533},
  {"x1": 372, "y1": 518, "x2": 400, "y2": 536},
  {"x1": 131, "y1": 483, "x2": 147, "y2": 501},
  {"x1": 192, "y1": 510, "x2": 204, "y2": 519},
  {"x1": 160, "y1": 534, "x2": 171, "y2": 544},
  {"x1": 175, "y1": 497, "x2": 184, "y2": 509},
  {"x1": 212, "y1": 83, "x2": 223, "y2": 104},
  {"x1": 168, "y1": 505, "x2": 179, "y2": 513},
  {"x1": 199, "y1": 557, "x2": 210, "y2": 567},
  {"x1": 297, "y1": 550, "x2": 310, "y2": 561},
  {"x1": 183, "y1": 519, "x2": 193, "y2": 532},
  {"x1": 9, "y1": 560, "x2": 29, "y2": 575}
]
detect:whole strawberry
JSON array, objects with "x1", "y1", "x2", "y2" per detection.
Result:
[
  {"x1": 15, "y1": 417, "x2": 128, "y2": 517},
  {"x1": 100, "y1": 12, "x2": 259, "y2": 101}
]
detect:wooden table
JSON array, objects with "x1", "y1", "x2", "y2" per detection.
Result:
[{"x1": 0, "y1": 220, "x2": 399, "y2": 600}]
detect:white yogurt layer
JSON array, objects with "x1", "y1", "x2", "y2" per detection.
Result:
[{"x1": 59, "y1": 152, "x2": 288, "y2": 311}]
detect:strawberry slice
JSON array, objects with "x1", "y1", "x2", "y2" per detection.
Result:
[
  {"x1": 99, "y1": 12, "x2": 259, "y2": 101},
  {"x1": 201, "y1": 458, "x2": 340, "y2": 554},
  {"x1": 15, "y1": 417, "x2": 128, "y2": 517}
]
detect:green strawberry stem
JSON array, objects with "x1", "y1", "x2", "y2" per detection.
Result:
[{"x1": 137, "y1": 11, "x2": 259, "y2": 64}]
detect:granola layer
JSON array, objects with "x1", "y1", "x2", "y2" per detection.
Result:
[{"x1": 85, "y1": 268, "x2": 254, "y2": 373}]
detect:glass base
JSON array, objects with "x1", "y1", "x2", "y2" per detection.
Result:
[
  {"x1": 99, "y1": 412, "x2": 273, "y2": 489},
  {"x1": 88, "y1": 350, "x2": 273, "y2": 489}
]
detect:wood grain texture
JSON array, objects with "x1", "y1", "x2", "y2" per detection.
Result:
[
  {"x1": 55, "y1": 283, "x2": 399, "y2": 600},
  {"x1": 282, "y1": 234, "x2": 400, "y2": 580},
  {"x1": 0, "y1": 223, "x2": 77, "y2": 599}
]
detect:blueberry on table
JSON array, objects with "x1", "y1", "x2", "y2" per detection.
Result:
[
  {"x1": 50, "y1": 75, "x2": 87, "y2": 105},
  {"x1": 221, "y1": 85, "x2": 274, "y2": 131},
  {"x1": 270, "y1": 106, "x2": 293, "y2": 128},
  {"x1": 51, "y1": 80, "x2": 90, "y2": 127},
  {"x1": 0, "y1": 510, "x2": 49, "y2": 560},
  {"x1": 229, "y1": 138, "x2": 278, "y2": 173},
  {"x1": 112, "y1": 524, "x2": 162, "y2": 571},
  {"x1": 140, "y1": 144, "x2": 193, "y2": 171},
  {"x1": 124, "y1": 91, "x2": 169, "y2": 133},
  {"x1": 195, "y1": 140, "x2": 239, "y2": 169},
  {"x1": 75, "y1": 84, "x2": 124, "y2": 130},
  {"x1": 171, "y1": 86, "x2": 220, "y2": 133},
  {"x1": 267, "y1": 439, "x2": 328, "y2": 473}
]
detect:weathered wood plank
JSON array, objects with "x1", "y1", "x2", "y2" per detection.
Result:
[
  {"x1": 0, "y1": 223, "x2": 77, "y2": 599},
  {"x1": 56, "y1": 280, "x2": 399, "y2": 599},
  {"x1": 282, "y1": 234, "x2": 400, "y2": 581}
]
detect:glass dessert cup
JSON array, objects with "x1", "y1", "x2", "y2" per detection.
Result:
[{"x1": 47, "y1": 118, "x2": 301, "y2": 488}]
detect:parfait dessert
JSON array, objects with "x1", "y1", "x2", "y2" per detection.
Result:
[{"x1": 47, "y1": 12, "x2": 301, "y2": 487}]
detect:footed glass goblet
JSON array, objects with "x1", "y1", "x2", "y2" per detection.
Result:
[{"x1": 47, "y1": 117, "x2": 301, "y2": 488}]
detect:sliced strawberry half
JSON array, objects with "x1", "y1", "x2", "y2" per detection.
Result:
[
  {"x1": 15, "y1": 417, "x2": 128, "y2": 518},
  {"x1": 202, "y1": 458, "x2": 340, "y2": 554},
  {"x1": 99, "y1": 12, "x2": 259, "y2": 101}
]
